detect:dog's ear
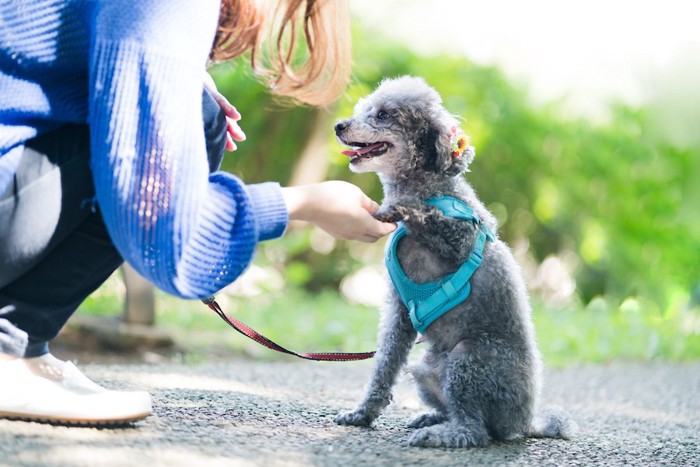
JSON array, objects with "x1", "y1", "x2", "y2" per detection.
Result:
[
  {"x1": 430, "y1": 126, "x2": 474, "y2": 176},
  {"x1": 419, "y1": 127, "x2": 441, "y2": 172}
]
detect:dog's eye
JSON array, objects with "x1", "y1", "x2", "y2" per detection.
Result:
[{"x1": 376, "y1": 110, "x2": 389, "y2": 120}]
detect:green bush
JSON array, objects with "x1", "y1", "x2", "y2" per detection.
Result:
[
  {"x1": 209, "y1": 28, "x2": 699, "y2": 315},
  {"x1": 77, "y1": 25, "x2": 700, "y2": 365}
]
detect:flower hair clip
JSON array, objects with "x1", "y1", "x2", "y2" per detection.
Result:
[{"x1": 449, "y1": 126, "x2": 469, "y2": 158}]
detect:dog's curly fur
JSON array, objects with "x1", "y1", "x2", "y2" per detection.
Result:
[{"x1": 333, "y1": 76, "x2": 576, "y2": 448}]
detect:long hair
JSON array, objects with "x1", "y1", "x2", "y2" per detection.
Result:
[{"x1": 210, "y1": 0, "x2": 351, "y2": 106}]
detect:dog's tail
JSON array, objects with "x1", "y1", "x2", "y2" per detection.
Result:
[{"x1": 528, "y1": 405, "x2": 578, "y2": 439}]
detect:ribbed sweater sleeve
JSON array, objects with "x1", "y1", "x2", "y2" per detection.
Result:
[{"x1": 88, "y1": 0, "x2": 287, "y2": 299}]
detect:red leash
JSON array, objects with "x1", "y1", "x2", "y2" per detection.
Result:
[{"x1": 202, "y1": 296, "x2": 376, "y2": 362}]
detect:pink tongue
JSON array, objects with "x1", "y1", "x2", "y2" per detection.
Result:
[{"x1": 341, "y1": 142, "x2": 385, "y2": 157}]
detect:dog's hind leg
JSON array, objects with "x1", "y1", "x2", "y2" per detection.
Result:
[
  {"x1": 335, "y1": 294, "x2": 417, "y2": 427},
  {"x1": 407, "y1": 350, "x2": 449, "y2": 428},
  {"x1": 408, "y1": 411, "x2": 448, "y2": 429},
  {"x1": 408, "y1": 418, "x2": 490, "y2": 448},
  {"x1": 409, "y1": 340, "x2": 491, "y2": 448}
]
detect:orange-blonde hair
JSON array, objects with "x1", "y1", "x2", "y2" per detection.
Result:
[{"x1": 211, "y1": 0, "x2": 351, "y2": 106}]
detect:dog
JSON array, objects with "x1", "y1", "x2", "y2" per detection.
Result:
[{"x1": 333, "y1": 76, "x2": 575, "y2": 448}]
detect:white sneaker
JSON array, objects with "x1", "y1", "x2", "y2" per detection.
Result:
[{"x1": 0, "y1": 353, "x2": 151, "y2": 425}]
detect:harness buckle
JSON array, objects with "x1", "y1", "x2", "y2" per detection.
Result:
[
  {"x1": 441, "y1": 281, "x2": 458, "y2": 300},
  {"x1": 479, "y1": 223, "x2": 496, "y2": 242},
  {"x1": 408, "y1": 301, "x2": 422, "y2": 329},
  {"x1": 472, "y1": 250, "x2": 483, "y2": 264}
]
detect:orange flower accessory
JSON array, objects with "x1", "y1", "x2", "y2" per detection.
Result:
[{"x1": 449, "y1": 126, "x2": 469, "y2": 157}]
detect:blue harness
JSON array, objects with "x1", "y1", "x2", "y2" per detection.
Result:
[{"x1": 385, "y1": 196, "x2": 495, "y2": 333}]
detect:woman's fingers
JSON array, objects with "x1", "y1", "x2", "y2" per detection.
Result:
[
  {"x1": 228, "y1": 117, "x2": 246, "y2": 142},
  {"x1": 204, "y1": 73, "x2": 245, "y2": 152}
]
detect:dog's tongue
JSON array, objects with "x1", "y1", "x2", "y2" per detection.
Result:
[{"x1": 341, "y1": 142, "x2": 385, "y2": 157}]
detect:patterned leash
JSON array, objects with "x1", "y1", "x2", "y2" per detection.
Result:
[{"x1": 202, "y1": 296, "x2": 376, "y2": 362}]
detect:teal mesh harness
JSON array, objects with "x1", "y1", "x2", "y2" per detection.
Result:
[{"x1": 385, "y1": 196, "x2": 495, "y2": 333}]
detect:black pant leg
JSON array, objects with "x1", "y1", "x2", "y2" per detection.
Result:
[{"x1": 0, "y1": 123, "x2": 122, "y2": 356}]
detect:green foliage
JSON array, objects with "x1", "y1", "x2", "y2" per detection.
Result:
[
  {"x1": 210, "y1": 27, "x2": 699, "y2": 313},
  {"x1": 345, "y1": 36, "x2": 700, "y2": 309},
  {"x1": 78, "y1": 276, "x2": 700, "y2": 365},
  {"x1": 535, "y1": 296, "x2": 700, "y2": 367},
  {"x1": 86, "y1": 24, "x2": 697, "y2": 366}
]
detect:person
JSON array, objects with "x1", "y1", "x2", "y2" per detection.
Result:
[{"x1": 0, "y1": 0, "x2": 395, "y2": 425}]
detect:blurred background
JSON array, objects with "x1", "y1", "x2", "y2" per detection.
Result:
[{"x1": 71, "y1": 0, "x2": 699, "y2": 366}]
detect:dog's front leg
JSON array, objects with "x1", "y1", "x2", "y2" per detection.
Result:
[
  {"x1": 335, "y1": 292, "x2": 417, "y2": 427},
  {"x1": 373, "y1": 201, "x2": 426, "y2": 224},
  {"x1": 372, "y1": 205, "x2": 406, "y2": 224}
]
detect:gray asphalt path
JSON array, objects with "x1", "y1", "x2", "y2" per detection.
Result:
[{"x1": 1, "y1": 359, "x2": 698, "y2": 466}]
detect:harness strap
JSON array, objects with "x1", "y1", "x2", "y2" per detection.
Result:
[
  {"x1": 409, "y1": 227, "x2": 488, "y2": 331},
  {"x1": 386, "y1": 196, "x2": 495, "y2": 333}
]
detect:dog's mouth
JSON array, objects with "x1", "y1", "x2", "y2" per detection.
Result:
[{"x1": 340, "y1": 141, "x2": 392, "y2": 163}]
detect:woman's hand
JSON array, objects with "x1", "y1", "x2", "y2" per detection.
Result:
[
  {"x1": 204, "y1": 72, "x2": 246, "y2": 151},
  {"x1": 282, "y1": 181, "x2": 396, "y2": 243}
]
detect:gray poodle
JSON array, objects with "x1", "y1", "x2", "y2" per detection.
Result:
[{"x1": 333, "y1": 76, "x2": 576, "y2": 448}]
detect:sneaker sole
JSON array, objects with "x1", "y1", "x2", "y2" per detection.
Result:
[{"x1": 0, "y1": 410, "x2": 151, "y2": 427}]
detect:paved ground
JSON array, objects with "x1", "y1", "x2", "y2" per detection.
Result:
[{"x1": 1, "y1": 358, "x2": 698, "y2": 466}]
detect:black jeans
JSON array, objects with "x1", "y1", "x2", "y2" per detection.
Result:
[{"x1": 0, "y1": 89, "x2": 228, "y2": 357}]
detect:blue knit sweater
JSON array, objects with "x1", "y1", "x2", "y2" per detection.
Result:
[{"x1": 0, "y1": 0, "x2": 289, "y2": 299}]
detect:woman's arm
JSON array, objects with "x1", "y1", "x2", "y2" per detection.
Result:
[
  {"x1": 88, "y1": 0, "x2": 283, "y2": 298},
  {"x1": 88, "y1": 1, "x2": 393, "y2": 300}
]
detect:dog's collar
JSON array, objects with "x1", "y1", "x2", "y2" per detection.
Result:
[{"x1": 385, "y1": 196, "x2": 495, "y2": 333}]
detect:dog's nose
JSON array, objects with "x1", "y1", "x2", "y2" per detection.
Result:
[{"x1": 334, "y1": 121, "x2": 348, "y2": 135}]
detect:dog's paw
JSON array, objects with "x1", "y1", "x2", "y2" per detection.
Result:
[
  {"x1": 372, "y1": 210, "x2": 404, "y2": 223},
  {"x1": 408, "y1": 423, "x2": 489, "y2": 449},
  {"x1": 334, "y1": 409, "x2": 374, "y2": 427},
  {"x1": 407, "y1": 412, "x2": 448, "y2": 429}
]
